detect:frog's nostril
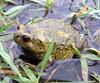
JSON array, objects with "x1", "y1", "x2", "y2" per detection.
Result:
[{"x1": 22, "y1": 35, "x2": 30, "y2": 42}]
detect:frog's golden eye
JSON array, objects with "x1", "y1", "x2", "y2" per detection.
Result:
[{"x1": 22, "y1": 35, "x2": 31, "y2": 42}]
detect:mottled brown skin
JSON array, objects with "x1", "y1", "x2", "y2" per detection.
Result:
[{"x1": 14, "y1": 19, "x2": 80, "y2": 61}]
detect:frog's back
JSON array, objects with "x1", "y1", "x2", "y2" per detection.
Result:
[{"x1": 29, "y1": 19, "x2": 79, "y2": 44}]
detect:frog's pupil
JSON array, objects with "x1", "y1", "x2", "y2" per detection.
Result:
[{"x1": 22, "y1": 35, "x2": 30, "y2": 42}]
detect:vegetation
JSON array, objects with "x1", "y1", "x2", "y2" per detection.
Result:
[{"x1": 0, "y1": 0, "x2": 100, "y2": 83}]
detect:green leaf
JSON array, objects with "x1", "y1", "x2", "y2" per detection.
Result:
[
  {"x1": 40, "y1": 39, "x2": 54, "y2": 72},
  {"x1": 0, "y1": 42, "x2": 23, "y2": 80},
  {"x1": 20, "y1": 64, "x2": 37, "y2": 82},
  {"x1": 77, "y1": 18, "x2": 85, "y2": 28},
  {"x1": 87, "y1": 48, "x2": 100, "y2": 57},
  {"x1": 90, "y1": 71, "x2": 100, "y2": 82},
  {"x1": 77, "y1": 18, "x2": 89, "y2": 34},
  {"x1": 93, "y1": 0, "x2": 100, "y2": 9},
  {"x1": 0, "y1": 21, "x2": 14, "y2": 33},
  {"x1": 0, "y1": 42, "x2": 37, "y2": 82},
  {"x1": 92, "y1": 14, "x2": 100, "y2": 19},
  {"x1": 71, "y1": 43, "x2": 81, "y2": 57},
  {"x1": 81, "y1": 58, "x2": 88, "y2": 81},
  {"x1": 45, "y1": 0, "x2": 53, "y2": 9},
  {"x1": 63, "y1": 81, "x2": 94, "y2": 83},
  {"x1": 0, "y1": 6, "x2": 4, "y2": 14},
  {"x1": 37, "y1": 37, "x2": 54, "y2": 82},
  {"x1": 81, "y1": 0, "x2": 88, "y2": 4},
  {"x1": 0, "y1": 63, "x2": 5, "y2": 68},
  {"x1": 82, "y1": 54, "x2": 100, "y2": 60},
  {"x1": 88, "y1": 9, "x2": 100, "y2": 15},
  {"x1": 12, "y1": 76, "x2": 34, "y2": 83},
  {"x1": 1, "y1": 76, "x2": 10, "y2": 83},
  {"x1": 29, "y1": 0, "x2": 45, "y2": 6},
  {"x1": 5, "y1": 0, "x2": 16, "y2": 4},
  {"x1": 5, "y1": 4, "x2": 31, "y2": 18}
]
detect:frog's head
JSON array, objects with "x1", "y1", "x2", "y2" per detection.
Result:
[
  {"x1": 13, "y1": 25, "x2": 34, "y2": 51},
  {"x1": 13, "y1": 24, "x2": 46, "y2": 57}
]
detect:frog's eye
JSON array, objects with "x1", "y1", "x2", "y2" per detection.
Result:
[
  {"x1": 22, "y1": 35, "x2": 31, "y2": 42},
  {"x1": 15, "y1": 35, "x2": 20, "y2": 38}
]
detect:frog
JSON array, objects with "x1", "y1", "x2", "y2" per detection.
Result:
[{"x1": 13, "y1": 19, "x2": 85, "y2": 63}]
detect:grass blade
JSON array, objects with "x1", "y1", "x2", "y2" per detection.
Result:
[
  {"x1": 45, "y1": 0, "x2": 53, "y2": 9},
  {"x1": 0, "y1": 21, "x2": 14, "y2": 33},
  {"x1": 12, "y1": 76, "x2": 34, "y2": 83},
  {"x1": 1, "y1": 76, "x2": 10, "y2": 83},
  {"x1": 83, "y1": 54, "x2": 100, "y2": 60},
  {"x1": 41, "y1": 39, "x2": 54, "y2": 72},
  {"x1": 81, "y1": 58, "x2": 88, "y2": 81},
  {"x1": 90, "y1": 71, "x2": 100, "y2": 82},
  {"x1": 29, "y1": 0, "x2": 45, "y2": 6},
  {"x1": 87, "y1": 48, "x2": 100, "y2": 57},
  {"x1": 20, "y1": 64, "x2": 37, "y2": 82},
  {"x1": 0, "y1": 42, "x2": 23, "y2": 79},
  {"x1": 71, "y1": 43, "x2": 81, "y2": 57},
  {"x1": 5, "y1": 4, "x2": 31, "y2": 18},
  {"x1": 37, "y1": 38, "x2": 54, "y2": 82}
]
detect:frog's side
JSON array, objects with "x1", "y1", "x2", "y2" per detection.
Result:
[{"x1": 14, "y1": 19, "x2": 80, "y2": 62}]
